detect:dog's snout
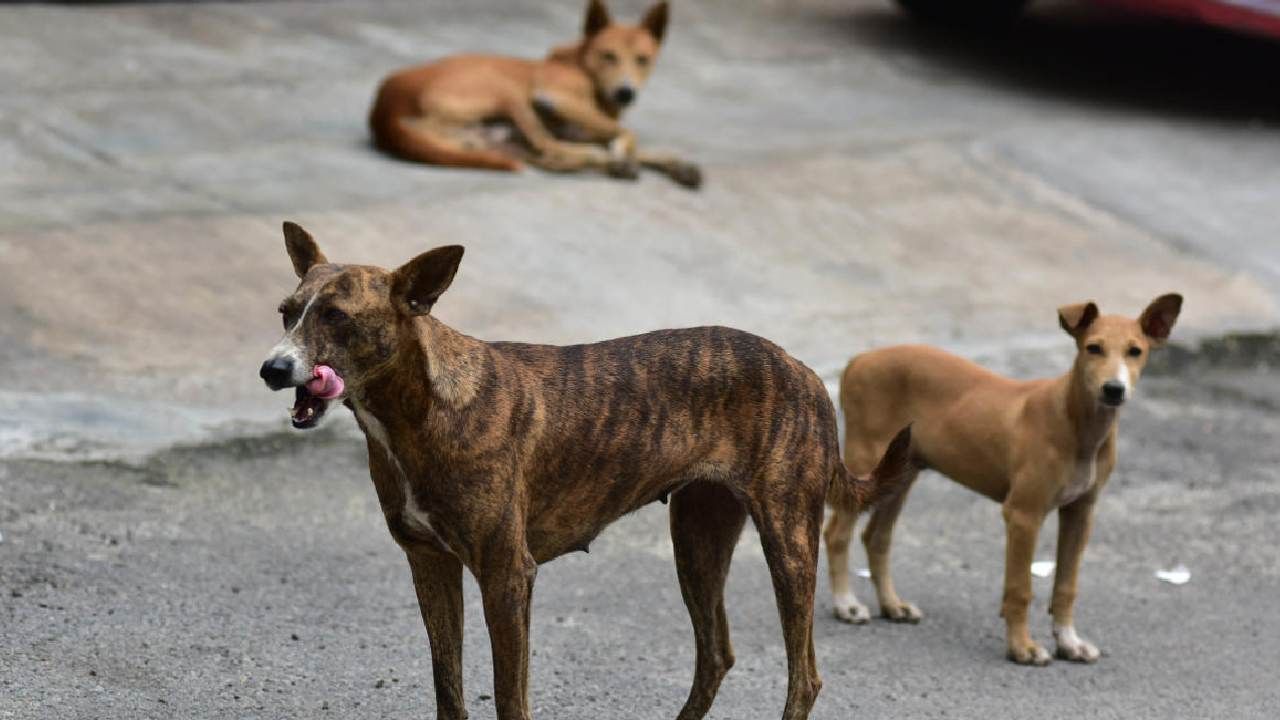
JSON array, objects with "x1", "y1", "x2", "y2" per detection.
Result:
[
  {"x1": 1101, "y1": 381, "x2": 1126, "y2": 406},
  {"x1": 260, "y1": 357, "x2": 295, "y2": 391},
  {"x1": 613, "y1": 86, "x2": 635, "y2": 106}
]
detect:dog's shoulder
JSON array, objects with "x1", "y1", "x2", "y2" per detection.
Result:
[{"x1": 533, "y1": 53, "x2": 592, "y2": 92}]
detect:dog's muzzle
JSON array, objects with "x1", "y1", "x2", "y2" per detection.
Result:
[
  {"x1": 260, "y1": 356, "x2": 296, "y2": 391},
  {"x1": 1101, "y1": 381, "x2": 1127, "y2": 407},
  {"x1": 260, "y1": 359, "x2": 344, "y2": 430}
]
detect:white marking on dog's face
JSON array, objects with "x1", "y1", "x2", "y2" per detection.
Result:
[
  {"x1": 1112, "y1": 361, "x2": 1130, "y2": 393},
  {"x1": 264, "y1": 290, "x2": 319, "y2": 385}
]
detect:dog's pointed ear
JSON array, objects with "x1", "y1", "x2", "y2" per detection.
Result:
[
  {"x1": 390, "y1": 246, "x2": 465, "y2": 316},
  {"x1": 1139, "y1": 293, "x2": 1183, "y2": 345},
  {"x1": 283, "y1": 221, "x2": 327, "y2": 279},
  {"x1": 641, "y1": 2, "x2": 668, "y2": 44},
  {"x1": 584, "y1": 0, "x2": 611, "y2": 38},
  {"x1": 1058, "y1": 301, "x2": 1099, "y2": 338}
]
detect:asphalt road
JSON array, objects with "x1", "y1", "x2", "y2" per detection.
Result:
[
  {"x1": 2, "y1": 1, "x2": 1279, "y2": 718},
  {"x1": 5, "y1": 366, "x2": 1280, "y2": 719}
]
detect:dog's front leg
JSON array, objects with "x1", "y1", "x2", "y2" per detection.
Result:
[
  {"x1": 506, "y1": 99, "x2": 610, "y2": 176},
  {"x1": 1051, "y1": 492, "x2": 1102, "y2": 663},
  {"x1": 479, "y1": 547, "x2": 538, "y2": 720},
  {"x1": 637, "y1": 151, "x2": 703, "y2": 190},
  {"x1": 406, "y1": 548, "x2": 469, "y2": 720},
  {"x1": 527, "y1": 92, "x2": 644, "y2": 181},
  {"x1": 1001, "y1": 501, "x2": 1052, "y2": 666},
  {"x1": 546, "y1": 95, "x2": 704, "y2": 189}
]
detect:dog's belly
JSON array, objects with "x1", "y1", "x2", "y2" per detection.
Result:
[
  {"x1": 912, "y1": 421, "x2": 1012, "y2": 502},
  {"x1": 523, "y1": 460, "x2": 728, "y2": 563},
  {"x1": 523, "y1": 477, "x2": 680, "y2": 563}
]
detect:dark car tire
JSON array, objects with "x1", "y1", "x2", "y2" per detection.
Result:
[{"x1": 894, "y1": 0, "x2": 1031, "y2": 26}]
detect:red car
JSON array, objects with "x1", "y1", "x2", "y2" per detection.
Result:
[{"x1": 899, "y1": 0, "x2": 1280, "y2": 39}]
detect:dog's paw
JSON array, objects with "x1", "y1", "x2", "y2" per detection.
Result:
[
  {"x1": 667, "y1": 162, "x2": 703, "y2": 190},
  {"x1": 833, "y1": 594, "x2": 871, "y2": 625},
  {"x1": 1053, "y1": 626, "x2": 1101, "y2": 663},
  {"x1": 606, "y1": 160, "x2": 640, "y2": 181},
  {"x1": 880, "y1": 601, "x2": 923, "y2": 624},
  {"x1": 1007, "y1": 642, "x2": 1053, "y2": 666}
]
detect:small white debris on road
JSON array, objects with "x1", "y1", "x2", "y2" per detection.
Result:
[{"x1": 1156, "y1": 565, "x2": 1191, "y2": 585}]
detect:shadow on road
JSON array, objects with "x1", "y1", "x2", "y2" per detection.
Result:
[{"x1": 836, "y1": 2, "x2": 1280, "y2": 123}]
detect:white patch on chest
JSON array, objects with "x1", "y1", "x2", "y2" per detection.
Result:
[
  {"x1": 1059, "y1": 457, "x2": 1097, "y2": 507},
  {"x1": 354, "y1": 404, "x2": 451, "y2": 554}
]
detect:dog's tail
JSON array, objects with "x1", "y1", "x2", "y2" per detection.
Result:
[
  {"x1": 827, "y1": 425, "x2": 914, "y2": 514},
  {"x1": 368, "y1": 81, "x2": 521, "y2": 172}
]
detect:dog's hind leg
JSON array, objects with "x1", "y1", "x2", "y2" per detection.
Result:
[
  {"x1": 754, "y1": 473, "x2": 824, "y2": 720},
  {"x1": 670, "y1": 482, "x2": 748, "y2": 720},
  {"x1": 862, "y1": 467, "x2": 922, "y2": 622},
  {"x1": 381, "y1": 115, "x2": 523, "y2": 172},
  {"x1": 406, "y1": 548, "x2": 469, "y2": 720},
  {"x1": 823, "y1": 508, "x2": 870, "y2": 625}
]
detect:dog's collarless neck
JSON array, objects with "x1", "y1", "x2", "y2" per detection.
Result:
[{"x1": 1062, "y1": 373, "x2": 1118, "y2": 455}]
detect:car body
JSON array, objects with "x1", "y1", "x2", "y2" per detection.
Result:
[
  {"x1": 897, "y1": 0, "x2": 1280, "y2": 39},
  {"x1": 1093, "y1": 0, "x2": 1280, "y2": 39}
]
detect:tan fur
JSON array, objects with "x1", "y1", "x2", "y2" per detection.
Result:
[
  {"x1": 823, "y1": 294, "x2": 1183, "y2": 665},
  {"x1": 368, "y1": 0, "x2": 701, "y2": 188}
]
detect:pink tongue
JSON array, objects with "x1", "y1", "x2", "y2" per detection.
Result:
[{"x1": 306, "y1": 365, "x2": 345, "y2": 400}]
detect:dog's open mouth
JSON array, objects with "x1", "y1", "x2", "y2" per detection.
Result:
[{"x1": 291, "y1": 386, "x2": 329, "y2": 429}]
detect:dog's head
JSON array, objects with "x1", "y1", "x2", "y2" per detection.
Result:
[
  {"x1": 578, "y1": 0, "x2": 667, "y2": 110},
  {"x1": 1058, "y1": 293, "x2": 1183, "y2": 409},
  {"x1": 259, "y1": 222, "x2": 464, "y2": 429}
]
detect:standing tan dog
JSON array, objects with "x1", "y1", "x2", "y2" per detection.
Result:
[
  {"x1": 259, "y1": 223, "x2": 911, "y2": 719},
  {"x1": 823, "y1": 294, "x2": 1183, "y2": 665},
  {"x1": 369, "y1": 0, "x2": 702, "y2": 188}
]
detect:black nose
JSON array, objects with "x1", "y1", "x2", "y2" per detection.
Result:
[
  {"x1": 613, "y1": 86, "x2": 635, "y2": 106},
  {"x1": 1101, "y1": 381, "x2": 1126, "y2": 405},
  {"x1": 260, "y1": 357, "x2": 294, "y2": 391}
]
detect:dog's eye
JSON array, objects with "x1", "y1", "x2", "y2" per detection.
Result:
[
  {"x1": 1086, "y1": 343, "x2": 1103, "y2": 355},
  {"x1": 600, "y1": 50, "x2": 618, "y2": 64},
  {"x1": 1127, "y1": 346, "x2": 1142, "y2": 357},
  {"x1": 636, "y1": 54, "x2": 649, "y2": 67},
  {"x1": 323, "y1": 307, "x2": 349, "y2": 325},
  {"x1": 278, "y1": 303, "x2": 295, "y2": 329}
]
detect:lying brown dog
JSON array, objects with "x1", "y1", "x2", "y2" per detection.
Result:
[
  {"x1": 368, "y1": 0, "x2": 701, "y2": 188},
  {"x1": 823, "y1": 294, "x2": 1182, "y2": 665},
  {"x1": 259, "y1": 223, "x2": 912, "y2": 720}
]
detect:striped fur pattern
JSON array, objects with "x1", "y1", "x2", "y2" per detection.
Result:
[{"x1": 264, "y1": 223, "x2": 911, "y2": 720}]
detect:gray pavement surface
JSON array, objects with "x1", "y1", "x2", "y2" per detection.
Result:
[{"x1": 2, "y1": 1, "x2": 1279, "y2": 718}]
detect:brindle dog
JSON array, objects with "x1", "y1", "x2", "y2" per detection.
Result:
[{"x1": 259, "y1": 222, "x2": 912, "y2": 720}]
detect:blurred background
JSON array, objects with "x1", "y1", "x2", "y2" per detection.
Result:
[{"x1": 2, "y1": 1, "x2": 1278, "y2": 718}]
